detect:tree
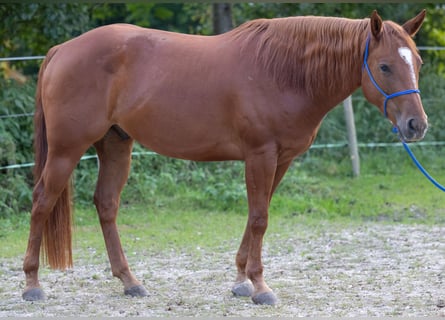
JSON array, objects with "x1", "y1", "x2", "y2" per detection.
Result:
[
  {"x1": 212, "y1": 3, "x2": 233, "y2": 34},
  {"x1": 0, "y1": 3, "x2": 92, "y2": 74}
]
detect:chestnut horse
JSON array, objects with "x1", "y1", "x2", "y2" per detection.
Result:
[{"x1": 23, "y1": 10, "x2": 427, "y2": 305}]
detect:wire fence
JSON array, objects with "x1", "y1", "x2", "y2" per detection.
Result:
[
  {"x1": 0, "y1": 56, "x2": 46, "y2": 62},
  {"x1": 2, "y1": 51, "x2": 445, "y2": 171},
  {"x1": 2, "y1": 141, "x2": 445, "y2": 171}
]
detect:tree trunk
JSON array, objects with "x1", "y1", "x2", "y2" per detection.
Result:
[{"x1": 212, "y1": 3, "x2": 233, "y2": 34}]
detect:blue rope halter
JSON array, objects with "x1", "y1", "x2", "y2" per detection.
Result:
[
  {"x1": 363, "y1": 35, "x2": 445, "y2": 192},
  {"x1": 363, "y1": 36, "x2": 420, "y2": 119}
]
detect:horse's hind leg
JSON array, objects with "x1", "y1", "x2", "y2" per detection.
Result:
[
  {"x1": 23, "y1": 147, "x2": 86, "y2": 301},
  {"x1": 93, "y1": 127, "x2": 148, "y2": 297}
]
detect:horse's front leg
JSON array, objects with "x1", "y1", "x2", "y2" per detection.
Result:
[{"x1": 232, "y1": 149, "x2": 279, "y2": 305}]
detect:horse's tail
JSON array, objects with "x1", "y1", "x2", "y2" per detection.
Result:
[{"x1": 34, "y1": 46, "x2": 73, "y2": 270}]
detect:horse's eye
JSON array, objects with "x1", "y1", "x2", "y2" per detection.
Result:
[{"x1": 379, "y1": 64, "x2": 390, "y2": 73}]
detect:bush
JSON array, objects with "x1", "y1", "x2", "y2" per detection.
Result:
[
  {"x1": 0, "y1": 78, "x2": 35, "y2": 217},
  {"x1": 1, "y1": 51, "x2": 445, "y2": 219}
]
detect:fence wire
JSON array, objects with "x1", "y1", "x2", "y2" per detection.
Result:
[
  {"x1": 2, "y1": 51, "x2": 445, "y2": 171},
  {"x1": 2, "y1": 141, "x2": 445, "y2": 171}
]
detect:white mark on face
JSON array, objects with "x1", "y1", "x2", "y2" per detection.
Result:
[{"x1": 398, "y1": 47, "x2": 417, "y2": 89}]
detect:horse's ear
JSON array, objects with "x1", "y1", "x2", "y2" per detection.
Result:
[
  {"x1": 370, "y1": 10, "x2": 383, "y2": 40},
  {"x1": 402, "y1": 9, "x2": 426, "y2": 37}
]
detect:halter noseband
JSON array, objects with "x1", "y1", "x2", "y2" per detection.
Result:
[{"x1": 363, "y1": 35, "x2": 420, "y2": 120}]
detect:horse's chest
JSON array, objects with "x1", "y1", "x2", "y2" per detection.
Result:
[{"x1": 272, "y1": 112, "x2": 323, "y2": 157}]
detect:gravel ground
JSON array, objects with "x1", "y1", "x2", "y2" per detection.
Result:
[{"x1": 1, "y1": 223, "x2": 444, "y2": 317}]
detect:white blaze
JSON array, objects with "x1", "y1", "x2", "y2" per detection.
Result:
[{"x1": 398, "y1": 47, "x2": 417, "y2": 89}]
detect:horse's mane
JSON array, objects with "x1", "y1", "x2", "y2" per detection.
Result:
[{"x1": 229, "y1": 16, "x2": 371, "y2": 97}]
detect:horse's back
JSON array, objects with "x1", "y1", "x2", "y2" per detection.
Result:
[{"x1": 41, "y1": 24, "x2": 250, "y2": 160}]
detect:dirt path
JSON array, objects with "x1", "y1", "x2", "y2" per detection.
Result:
[{"x1": 1, "y1": 223, "x2": 444, "y2": 317}]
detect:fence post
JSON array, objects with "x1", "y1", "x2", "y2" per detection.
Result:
[{"x1": 343, "y1": 96, "x2": 360, "y2": 177}]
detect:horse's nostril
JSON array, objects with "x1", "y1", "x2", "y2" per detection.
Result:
[
  {"x1": 405, "y1": 117, "x2": 428, "y2": 141},
  {"x1": 408, "y1": 118, "x2": 416, "y2": 132}
]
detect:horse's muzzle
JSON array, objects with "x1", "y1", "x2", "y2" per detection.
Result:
[{"x1": 399, "y1": 117, "x2": 428, "y2": 142}]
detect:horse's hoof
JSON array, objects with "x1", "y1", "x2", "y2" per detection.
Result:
[
  {"x1": 124, "y1": 285, "x2": 148, "y2": 297},
  {"x1": 231, "y1": 280, "x2": 254, "y2": 297},
  {"x1": 252, "y1": 291, "x2": 278, "y2": 305},
  {"x1": 22, "y1": 287, "x2": 46, "y2": 301}
]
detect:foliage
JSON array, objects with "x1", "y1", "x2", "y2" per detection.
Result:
[
  {"x1": 74, "y1": 145, "x2": 246, "y2": 212},
  {"x1": 3, "y1": 150, "x2": 445, "y2": 260},
  {"x1": 0, "y1": 79, "x2": 35, "y2": 217},
  {"x1": 91, "y1": 3, "x2": 213, "y2": 35},
  {"x1": 0, "y1": 4, "x2": 92, "y2": 74},
  {"x1": 1, "y1": 3, "x2": 445, "y2": 221}
]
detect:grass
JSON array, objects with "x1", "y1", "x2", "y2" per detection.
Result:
[
  {"x1": 273, "y1": 171, "x2": 445, "y2": 223},
  {"x1": 2, "y1": 146, "x2": 445, "y2": 260}
]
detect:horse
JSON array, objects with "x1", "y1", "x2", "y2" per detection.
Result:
[{"x1": 22, "y1": 10, "x2": 427, "y2": 305}]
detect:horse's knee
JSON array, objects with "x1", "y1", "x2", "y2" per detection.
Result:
[{"x1": 248, "y1": 215, "x2": 268, "y2": 235}]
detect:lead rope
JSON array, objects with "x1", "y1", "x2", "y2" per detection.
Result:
[
  {"x1": 364, "y1": 36, "x2": 445, "y2": 192},
  {"x1": 395, "y1": 128, "x2": 445, "y2": 192}
]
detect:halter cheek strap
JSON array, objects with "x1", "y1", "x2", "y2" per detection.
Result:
[{"x1": 363, "y1": 36, "x2": 420, "y2": 120}]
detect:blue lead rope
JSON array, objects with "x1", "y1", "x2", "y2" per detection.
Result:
[
  {"x1": 364, "y1": 35, "x2": 445, "y2": 192},
  {"x1": 396, "y1": 128, "x2": 445, "y2": 192}
]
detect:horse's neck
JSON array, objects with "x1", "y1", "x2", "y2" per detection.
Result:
[
  {"x1": 309, "y1": 35, "x2": 367, "y2": 101},
  {"x1": 302, "y1": 44, "x2": 363, "y2": 113},
  {"x1": 303, "y1": 26, "x2": 368, "y2": 110},
  {"x1": 293, "y1": 21, "x2": 368, "y2": 124},
  {"x1": 233, "y1": 17, "x2": 368, "y2": 105}
]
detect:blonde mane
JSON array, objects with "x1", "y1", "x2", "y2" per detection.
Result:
[{"x1": 230, "y1": 16, "x2": 371, "y2": 97}]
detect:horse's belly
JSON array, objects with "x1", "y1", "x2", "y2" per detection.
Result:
[
  {"x1": 138, "y1": 138, "x2": 243, "y2": 161},
  {"x1": 124, "y1": 122, "x2": 243, "y2": 161}
]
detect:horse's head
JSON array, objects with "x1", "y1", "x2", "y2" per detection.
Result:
[{"x1": 361, "y1": 10, "x2": 428, "y2": 142}]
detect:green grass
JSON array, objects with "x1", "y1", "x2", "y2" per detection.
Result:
[
  {"x1": 0, "y1": 213, "x2": 30, "y2": 258},
  {"x1": 2, "y1": 147, "x2": 445, "y2": 260}
]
